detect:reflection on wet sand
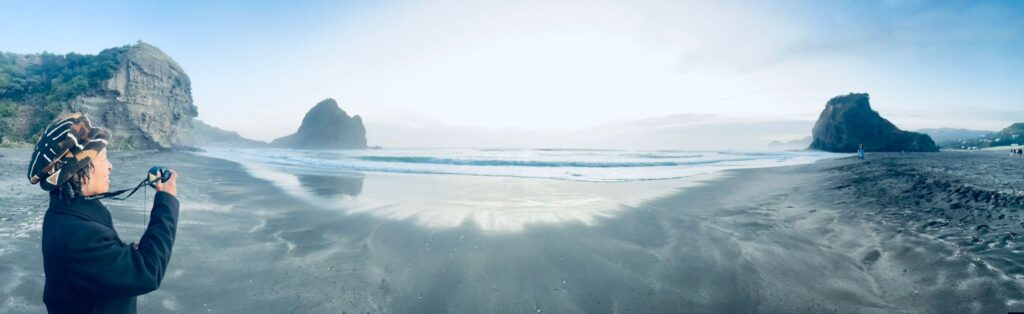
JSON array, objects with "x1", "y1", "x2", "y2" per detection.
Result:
[
  {"x1": 296, "y1": 173, "x2": 364, "y2": 197},
  {"x1": 279, "y1": 169, "x2": 704, "y2": 232}
]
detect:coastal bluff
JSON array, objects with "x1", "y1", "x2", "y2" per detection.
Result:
[
  {"x1": 810, "y1": 93, "x2": 937, "y2": 153},
  {"x1": 69, "y1": 43, "x2": 198, "y2": 149},
  {"x1": 0, "y1": 42, "x2": 198, "y2": 149},
  {"x1": 271, "y1": 98, "x2": 367, "y2": 149}
]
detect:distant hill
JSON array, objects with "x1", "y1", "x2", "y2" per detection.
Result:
[
  {"x1": 809, "y1": 93, "x2": 937, "y2": 152},
  {"x1": 187, "y1": 119, "x2": 268, "y2": 148},
  {"x1": 944, "y1": 123, "x2": 1024, "y2": 149},
  {"x1": 917, "y1": 128, "x2": 994, "y2": 145},
  {"x1": 768, "y1": 136, "x2": 811, "y2": 149},
  {"x1": 1001, "y1": 123, "x2": 1024, "y2": 137}
]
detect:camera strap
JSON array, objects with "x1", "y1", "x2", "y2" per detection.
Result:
[{"x1": 82, "y1": 179, "x2": 151, "y2": 201}]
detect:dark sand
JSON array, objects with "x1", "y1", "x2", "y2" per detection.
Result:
[{"x1": 1, "y1": 149, "x2": 1022, "y2": 313}]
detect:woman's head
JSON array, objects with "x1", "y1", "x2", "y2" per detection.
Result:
[
  {"x1": 27, "y1": 113, "x2": 112, "y2": 201},
  {"x1": 82, "y1": 149, "x2": 112, "y2": 195},
  {"x1": 55, "y1": 148, "x2": 113, "y2": 201}
]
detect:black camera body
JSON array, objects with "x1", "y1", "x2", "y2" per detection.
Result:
[{"x1": 147, "y1": 166, "x2": 172, "y2": 187}]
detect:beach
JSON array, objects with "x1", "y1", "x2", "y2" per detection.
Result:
[{"x1": 1, "y1": 148, "x2": 1022, "y2": 313}]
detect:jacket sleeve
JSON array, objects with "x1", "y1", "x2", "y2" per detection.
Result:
[{"x1": 66, "y1": 192, "x2": 180, "y2": 297}]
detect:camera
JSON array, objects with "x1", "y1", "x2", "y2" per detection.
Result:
[{"x1": 147, "y1": 166, "x2": 172, "y2": 187}]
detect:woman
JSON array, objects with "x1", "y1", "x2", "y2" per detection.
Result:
[{"x1": 27, "y1": 114, "x2": 180, "y2": 314}]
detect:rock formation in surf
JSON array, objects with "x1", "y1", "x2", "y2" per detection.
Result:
[
  {"x1": 271, "y1": 98, "x2": 367, "y2": 149},
  {"x1": 810, "y1": 93, "x2": 938, "y2": 153}
]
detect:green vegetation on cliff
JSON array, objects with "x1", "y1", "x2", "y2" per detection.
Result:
[{"x1": 0, "y1": 45, "x2": 129, "y2": 142}]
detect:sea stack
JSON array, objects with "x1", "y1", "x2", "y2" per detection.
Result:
[
  {"x1": 810, "y1": 93, "x2": 937, "y2": 153},
  {"x1": 271, "y1": 98, "x2": 368, "y2": 149}
]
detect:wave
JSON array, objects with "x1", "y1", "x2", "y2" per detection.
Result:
[
  {"x1": 628, "y1": 153, "x2": 704, "y2": 159},
  {"x1": 205, "y1": 148, "x2": 841, "y2": 182},
  {"x1": 355, "y1": 156, "x2": 720, "y2": 168}
]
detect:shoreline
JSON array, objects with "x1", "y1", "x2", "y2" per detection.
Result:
[{"x1": 1, "y1": 148, "x2": 1022, "y2": 313}]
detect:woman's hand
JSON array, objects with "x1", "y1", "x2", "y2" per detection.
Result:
[{"x1": 154, "y1": 170, "x2": 177, "y2": 197}]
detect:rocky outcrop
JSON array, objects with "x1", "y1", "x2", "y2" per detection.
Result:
[
  {"x1": 68, "y1": 43, "x2": 197, "y2": 149},
  {"x1": 271, "y1": 98, "x2": 367, "y2": 149},
  {"x1": 810, "y1": 93, "x2": 938, "y2": 153}
]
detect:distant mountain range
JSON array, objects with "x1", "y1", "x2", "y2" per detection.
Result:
[
  {"x1": 916, "y1": 128, "x2": 995, "y2": 145},
  {"x1": 188, "y1": 119, "x2": 268, "y2": 148},
  {"x1": 933, "y1": 124, "x2": 1024, "y2": 149},
  {"x1": 768, "y1": 136, "x2": 812, "y2": 149}
]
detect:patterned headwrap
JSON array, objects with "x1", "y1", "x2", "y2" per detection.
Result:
[{"x1": 27, "y1": 113, "x2": 111, "y2": 191}]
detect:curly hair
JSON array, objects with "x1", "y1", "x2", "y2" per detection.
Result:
[{"x1": 51, "y1": 161, "x2": 95, "y2": 203}]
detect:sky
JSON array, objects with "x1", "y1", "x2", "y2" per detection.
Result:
[{"x1": 2, "y1": 0, "x2": 1022, "y2": 148}]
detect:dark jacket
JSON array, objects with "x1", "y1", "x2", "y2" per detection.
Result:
[{"x1": 41, "y1": 191, "x2": 179, "y2": 314}]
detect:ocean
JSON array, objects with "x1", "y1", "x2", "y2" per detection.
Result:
[{"x1": 204, "y1": 148, "x2": 838, "y2": 182}]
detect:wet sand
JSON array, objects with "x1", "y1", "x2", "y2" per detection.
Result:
[{"x1": 1, "y1": 149, "x2": 1022, "y2": 313}]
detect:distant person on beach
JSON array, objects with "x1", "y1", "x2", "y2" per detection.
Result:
[
  {"x1": 858, "y1": 144, "x2": 865, "y2": 160},
  {"x1": 27, "y1": 114, "x2": 180, "y2": 314}
]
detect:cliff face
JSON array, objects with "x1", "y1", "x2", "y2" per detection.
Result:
[
  {"x1": 271, "y1": 98, "x2": 367, "y2": 149},
  {"x1": 0, "y1": 42, "x2": 198, "y2": 149},
  {"x1": 810, "y1": 93, "x2": 938, "y2": 153},
  {"x1": 68, "y1": 43, "x2": 198, "y2": 149}
]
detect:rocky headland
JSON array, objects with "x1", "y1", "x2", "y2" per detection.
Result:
[
  {"x1": 0, "y1": 42, "x2": 265, "y2": 150},
  {"x1": 810, "y1": 93, "x2": 938, "y2": 153}
]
